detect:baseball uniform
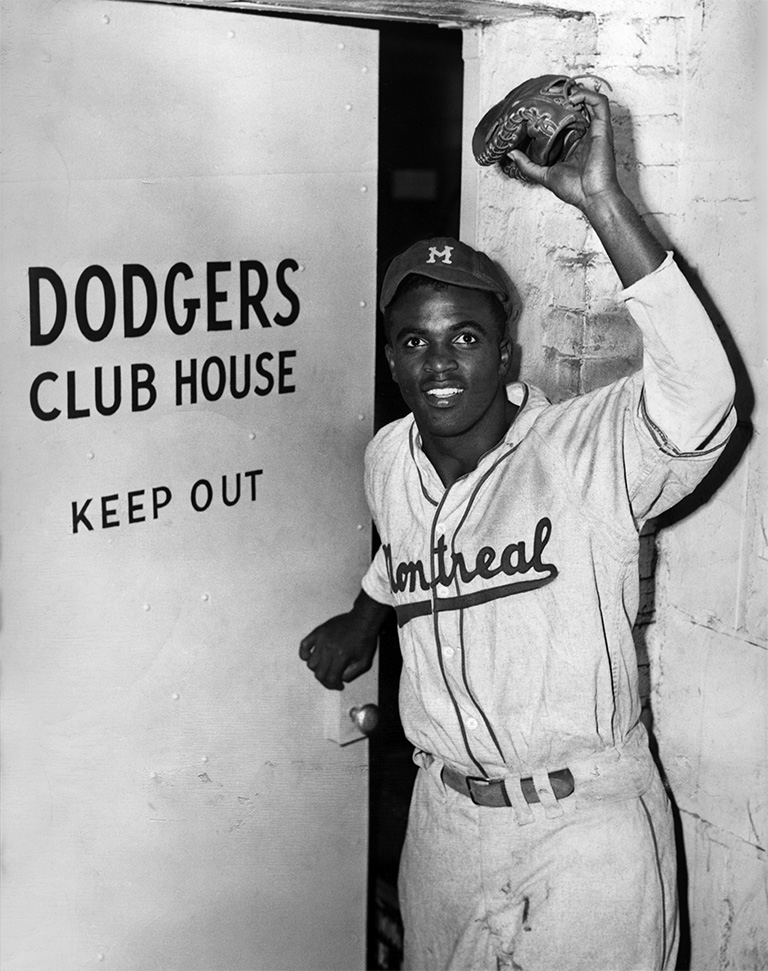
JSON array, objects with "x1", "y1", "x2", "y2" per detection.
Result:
[{"x1": 362, "y1": 252, "x2": 736, "y2": 970}]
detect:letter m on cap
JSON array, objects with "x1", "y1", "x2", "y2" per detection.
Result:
[{"x1": 426, "y1": 245, "x2": 454, "y2": 265}]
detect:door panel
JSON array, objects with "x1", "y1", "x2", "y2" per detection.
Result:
[{"x1": 0, "y1": 3, "x2": 378, "y2": 969}]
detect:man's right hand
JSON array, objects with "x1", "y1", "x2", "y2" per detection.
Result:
[{"x1": 298, "y1": 590, "x2": 392, "y2": 690}]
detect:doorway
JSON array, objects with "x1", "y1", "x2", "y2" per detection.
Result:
[{"x1": 369, "y1": 20, "x2": 464, "y2": 971}]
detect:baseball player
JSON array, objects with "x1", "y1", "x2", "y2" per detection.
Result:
[{"x1": 300, "y1": 87, "x2": 735, "y2": 970}]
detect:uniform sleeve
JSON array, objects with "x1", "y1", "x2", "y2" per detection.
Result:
[
  {"x1": 361, "y1": 544, "x2": 395, "y2": 605},
  {"x1": 539, "y1": 255, "x2": 737, "y2": 528},
  {"x1": 360, "y1": 438, "x2": 396, "y2": 605},
  {"x1": 620, "y1": 252, "x2": 736, "y2": 453},
  {"x1": 540, "y1": 371, "x2": 734, "y2": 532}
]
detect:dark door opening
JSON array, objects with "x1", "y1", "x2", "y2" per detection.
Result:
[{"x1": 369, "y1": 21, "x2": 464, "y2": 971}]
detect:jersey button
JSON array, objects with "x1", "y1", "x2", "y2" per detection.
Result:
[
  {"x1": 465, "y1": 716, "x2": 478, "y2": 730},
  {"x1": 443, "y1": 646, "x2": 455, "y2": 658}
]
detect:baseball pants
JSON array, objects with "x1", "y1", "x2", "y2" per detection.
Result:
[{"x1": 398, "y1": 759, "x2": 678, "y2": 971}]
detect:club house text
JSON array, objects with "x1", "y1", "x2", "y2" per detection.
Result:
[{"x1": 27, "y1": 260, "x2": 301, "y2": 421}]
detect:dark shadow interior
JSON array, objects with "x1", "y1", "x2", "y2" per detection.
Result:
[{"x1": 369, "y1": 21, "x2": 463, "y2": 971}]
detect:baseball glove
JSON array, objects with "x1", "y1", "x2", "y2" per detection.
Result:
[{"x1": 472, "y1": 74, "x2": 610, "y2": 181}]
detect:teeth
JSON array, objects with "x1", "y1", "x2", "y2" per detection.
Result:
[{"x1": 427, "y1": 387, "x2": 462, "y2": 397}]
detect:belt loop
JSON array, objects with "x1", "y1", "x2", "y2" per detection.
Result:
[
  {"x1": 504, "y1": 774, "x2": 535, "y2": 826},
  {"x1": 531, "y1": 770, "x2": 564, "y2": 819}
]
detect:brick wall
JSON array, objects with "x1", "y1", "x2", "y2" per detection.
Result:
[
  {"x1": 464, "y1": 2, "x2": 689, "y2": 402},
  {"x1": 463, "y1": 1, "x2": 766, "y2": 966}
]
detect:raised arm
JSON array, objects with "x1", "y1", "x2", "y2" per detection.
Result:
[
  {"x1": 508, "y1": 87, "x2": 665, "y2": 287},
  {"x1": 509, "y1": 85, "x2": 735, "y2": 454}
]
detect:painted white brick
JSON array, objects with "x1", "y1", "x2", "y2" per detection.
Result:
[
  {"x1": 735, "y1": 421, "x2": 767, "y2": 645},
  {"x1": 595, "y1": 13, "x2": 682, "y2": 66},
  {"x1": 614, "y1": 112, "x2": 681, "y2": 167},
  {"x1": 643, "y1": 16, "x2": 682, "y2": 68},
  {"x1": 582, "y1": 309, "x2": 642, "y2": 358},
  {"x1": 542, "y1": 308, "x2": 586, "y2": 357},
  {"x1": 657, "y1": 461, "x2": 748, "y2": 631},
  {"x1": 536, "y1": 206, "x2": 593, "y2": 256},
  {"x1": 478, "y1": 17, "x2": 599, "y2": 135},
  {"x1": 596, "y1": 16, "x2": 650, "y2": 62},
  {"x1": 622, "y1": 162, "x2": 680, "y2": 215},
  {"x1": 652, "y1": 612, "x2": 767, "y2": 849},
  {"x1": 550, "y1": 261, "x2": 589, "y2": 309},
  {"x1": 681, "y1": 815, "x2": 768, "y2": 971},
  {"x1": 596, "y1": 69, "x2": 683, "y2": 114},
  {"x1": 586, "y1": 258, "x2": 623, "y2": 307}
]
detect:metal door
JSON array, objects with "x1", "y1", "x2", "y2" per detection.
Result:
[{"x1": 0, "y1": 2, "x2": 378, "y2": 968}]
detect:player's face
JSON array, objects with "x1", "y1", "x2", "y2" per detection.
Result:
[{"x1": 385, "y1": 284, "x2": 512, "y2": 449}]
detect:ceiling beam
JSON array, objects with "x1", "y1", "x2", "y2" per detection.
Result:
[{"x1": 133, "y1": 0, "x2": 581, "y2": 26}]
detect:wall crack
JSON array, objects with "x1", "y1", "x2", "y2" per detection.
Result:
[{"x1": 679, "y1": 807, "x2": 766, "y2": 860}]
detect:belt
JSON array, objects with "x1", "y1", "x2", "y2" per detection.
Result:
[{"x1": 441, "y1": 765, "x2": 575, "y2": 809}]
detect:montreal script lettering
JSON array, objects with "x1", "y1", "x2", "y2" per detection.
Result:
[
  {"x1": 383, "y1": 517, "x2": 558, "y2": 626},
  {"x1": 384, "y1": 516, "x2": 557, "y2": 594}
]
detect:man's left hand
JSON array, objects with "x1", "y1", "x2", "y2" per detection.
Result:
[{"x1": 508, "y1": 87, "x2": 622, "y2": 211}]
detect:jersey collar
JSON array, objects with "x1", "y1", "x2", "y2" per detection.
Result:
[{"x1": 408, "y1": 381, "x2": 550, "y2": 494}]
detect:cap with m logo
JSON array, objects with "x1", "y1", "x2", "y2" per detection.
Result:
[
  {"x1": 426, "y1": 244, "x2": 455, "y2": 265},
  {"x1": 380, "y1": 236, "x2": 512, "y2": 314}
]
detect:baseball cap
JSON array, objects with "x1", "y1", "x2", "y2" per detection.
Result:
[{"x1": 379, "y1": 236, "x2": 512, "y2": 314}]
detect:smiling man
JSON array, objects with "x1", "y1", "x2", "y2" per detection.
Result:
[
  {"x1": 299, "y1": 87, "x2": 736, "y2": 971},
  {"x1": 382, "y1": 263, "x2": 515, "y2": 484}
]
